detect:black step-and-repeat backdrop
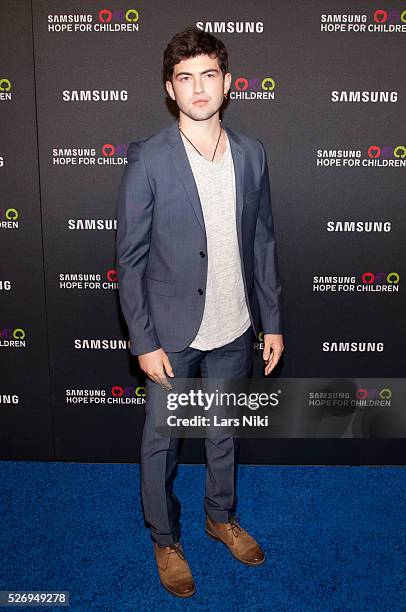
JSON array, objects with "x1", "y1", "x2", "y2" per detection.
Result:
[{"x1": 1, "y1": 1, "x2": 405, "y2": 463}]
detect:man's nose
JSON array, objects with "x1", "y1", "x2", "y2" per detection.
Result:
[{"x1": 193, "y1": 77, "x2": 204, "y2": 93}]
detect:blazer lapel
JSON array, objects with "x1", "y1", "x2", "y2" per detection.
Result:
[
  {"x1": 166, "y1": 118, "x2": 246, "y2": 249},
  {"x1": 223, "y1": 122, "x2": 246, "y2": 259}
]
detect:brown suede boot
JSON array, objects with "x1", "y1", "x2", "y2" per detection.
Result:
[
  {"x1": 205, "y1": 514, "x2": 265, "y2": 566},
  {"x1": 153, "y1": 541, "x2": 196, "y2": 598}
]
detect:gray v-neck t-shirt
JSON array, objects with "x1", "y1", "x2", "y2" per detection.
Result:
[{"x1": 180, "y1": 130, "x2": 251, "y2": 350}]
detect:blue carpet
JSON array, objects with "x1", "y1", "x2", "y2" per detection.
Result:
[{"x1": 0, "y1": 462, "x2": 405, "y2": 611}]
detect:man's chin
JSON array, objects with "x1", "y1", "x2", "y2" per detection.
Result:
[
  {"x1": 193, "y1": 115, "x2": 213, "y2": 122},
  {"x1": 185, "y1": 108, "x2": 220, "y2": 122}
]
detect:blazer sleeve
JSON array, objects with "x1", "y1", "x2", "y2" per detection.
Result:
[
  {"x1": 116, "y1": 141, "x2": 161, "y2": 356},
  {"x1": 253, "y1": 139, "x2": 283, "y2": 335}
]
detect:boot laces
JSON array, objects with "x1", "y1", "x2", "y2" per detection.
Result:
[
  {"x1": 228, "y1": 514, "x2": 243, "y2": 538},
  {"x1": 168, "y1": 542, "x2": 186, "y2": 561}
]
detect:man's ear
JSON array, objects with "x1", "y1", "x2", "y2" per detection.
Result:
[
  {"x1": 165, "y1": 80, "x2": 175, "y2": 101},
  {"x1": 224, "y1": 72, "x2": 232, "y2": 96}
]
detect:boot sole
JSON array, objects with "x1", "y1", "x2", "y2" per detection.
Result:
[
  {"x1": 159, "y1": 579, "x2": 196, "y2": 598},
  {"x1": 205, "y1": 528, "x2": 266, "y2": 566}
]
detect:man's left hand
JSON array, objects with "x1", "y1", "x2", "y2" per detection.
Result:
[{"x1": 263, "y1": 334, "x2": 284, "y2": 375}]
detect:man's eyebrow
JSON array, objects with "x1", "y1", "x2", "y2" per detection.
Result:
[{"x1": 175, "y1": 68, "x2": 220, "y2": 78}]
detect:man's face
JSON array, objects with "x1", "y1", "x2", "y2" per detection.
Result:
[{"x1": 165, "y1": 54, "x2": 231, "y2": 122}]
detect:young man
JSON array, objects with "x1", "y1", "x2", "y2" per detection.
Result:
[{"x1": 116, "y1": 26, "x2": 284, "y2": 598}]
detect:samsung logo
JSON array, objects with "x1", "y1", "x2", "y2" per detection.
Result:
[
  {"x1": 74, "y1": 339, "x2": 129, "y2": 350},
  {"x1": 62, "y1": 90, "x2": 128, "y2": 102},
  {"x1": 68, "y1": 219, "x2": 117, "y2": 230},
  {"x1": 331, "y1": 90, "x2": 398, "y2": 103},
  {"x1": 322, "y1": 342, "x2": 384, "y2": 352},
  {"x1": 0, "y1": 394, "x2": 19, "y2": 404},
  {"x1": 196, "y1": 21, "x2": 263, "y2": 33},
  {"x1": 326, "y1": 221, "x2": 391, "y2": 232}
]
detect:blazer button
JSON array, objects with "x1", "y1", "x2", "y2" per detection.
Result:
[
  {"x1": 197, "y1": 288, "x2": 203, "y2": 295},
  {"x1": 199, "y1": 251, "x2": 205, "y2": 257}
]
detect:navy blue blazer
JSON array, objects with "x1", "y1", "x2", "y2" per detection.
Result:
[{"x1": 116, "y1": 118, "x2": 283, "y2": 355}]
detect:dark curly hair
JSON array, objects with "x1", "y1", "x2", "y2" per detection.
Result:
[{"x1": 163, "y1": 26, "x2": 229, "y2": 84}]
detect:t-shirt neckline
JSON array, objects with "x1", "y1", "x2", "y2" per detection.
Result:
[{"x1": 181, "y1": 131, "x2": 230, "y2": 164}]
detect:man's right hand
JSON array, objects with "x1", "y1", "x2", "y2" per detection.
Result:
[{"x1": 138, "y1": 348, "x2": 174, "y2": 390}]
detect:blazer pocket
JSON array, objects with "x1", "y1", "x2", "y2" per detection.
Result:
[
  {"x1": 145, "y1": 276, "x2": 176, "y2": 296},
  {"x1": 244, "y1": 188, "x2": 261, "y2": 203}
]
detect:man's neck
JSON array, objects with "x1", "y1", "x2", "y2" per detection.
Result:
[{"x1": 178, "y1": 112, "x2": 222, "y2": 146}]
